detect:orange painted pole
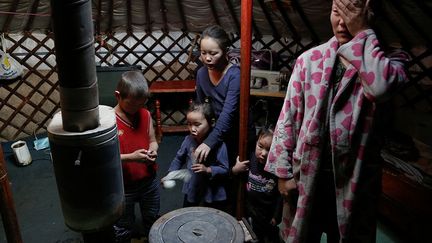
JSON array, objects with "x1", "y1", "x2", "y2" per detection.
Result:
[
  {"x1": 237, "y1": 0, "x2": 253, "y2": 220},
  {"x1": 0, "y1": 146, "x2": 23, "y2": 243}
]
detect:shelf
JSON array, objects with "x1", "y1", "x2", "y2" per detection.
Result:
[
  {"x1": 250, "y1": 87, "x2": 286, "y2": 98},
  {"x1": 150, "y1": 80, "x2": 195, "y2": 93}
]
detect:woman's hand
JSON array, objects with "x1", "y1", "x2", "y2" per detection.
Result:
[
  {"x1": 278, "y1": 178, "x2": 297, "y2": 201},
  {"x1": 191, "y1": 163, "x2": 211, "y2": 174},
  {"x1": 194, "y1": 143, "x2": 211, "y2": 163},
  {"x1": 334, "y1": 0, "x2": 370, "y2": 37},
  {"x1": 232, "y1": 156, "x2": 250, "y2": 175}
]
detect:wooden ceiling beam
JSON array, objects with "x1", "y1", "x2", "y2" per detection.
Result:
[
  {"x1": 375, "y1": 2, "x2": 432, "y2": 108},
  {"x1": 257, "y1": 0, "x2": 280, "y2": 38},
  {"x1": 160, "y1": 0, "x2": 168, "y2": 33},
  {"x1": 224, "y1": 0, "x2": 240, "y2": 34},
  {"x1": 176, "y1": 0, "x2": 188, "y2": 32},
  {"x1": 377, "y1": 2, "x2": 418, "y2": 48},
  {"x1": 412, "y1": 0, "x2": 432, "y2": 19},
  {"x1": 126, "y1": 0, "x2": 132, "y2": 33},
  {"x1": 143, "y1": 0, "x2": 152, "y2": 33},
  {"x1": 95, "y1": 0, "x2": 102, "y2": 35},
  {"x1": 107, "y1": 0, "x2": 114, "y2": 33},
  {"x1": 48, "y1": 17, "x2": 52, "y2": 34},
  {"x1": 2, "y1": 0, "x2": 19, "y2": 33},
  {"x1": 388, "y1": 0, "x2": 431, "y2": 46},
  {"x1": 273, "y1": 0, "x2": 300, "y2": 41},
  {"x1": 291, "y1": 0, "x2": 320, "y2": 43},
  {"x1": 24, "y1": 0, "x2": 40, "y2": 32},
  {"x1": 251, "y1": 18, "x2": 262, "y2": 39},
  {"x1": 208, "y1": 0, "x2": 220, "y2": 26}
]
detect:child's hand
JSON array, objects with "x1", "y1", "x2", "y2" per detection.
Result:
[
  {"x1": 232, "y1": 156, "x2": 250, "y2": 175},
  {"x1": 191, "y1": 163, "x2": 210, "y2": 174},
  {"x1": 146, "y1": 150, "x2": 158, "y2": 162},
  {"x1": 130, "y1": 149, "x2": 149, "y2": 162},
  {"x1": 130, "y1": 149, "x2": 157, "y2": 163},
  {"x1": 194, "y1": 143, "x2": 211, "y2": 163}
]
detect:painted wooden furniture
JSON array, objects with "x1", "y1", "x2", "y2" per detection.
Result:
[
  {"x1": 149, "y1": 80, "x2": 195, "y2": 142},
  {"x1": 250, "y1": 87, "x2": 285, "y2": 98},
  {"x1": 379, "y1": 163, "x2": 432, "y2": 242},
  {"x1": 149, "y1": 81, "x2": 286, "y2": 142}
]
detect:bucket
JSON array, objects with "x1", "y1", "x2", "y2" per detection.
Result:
[{"x1": 11, "y1": 140, "x2": 32, "y2": 166}]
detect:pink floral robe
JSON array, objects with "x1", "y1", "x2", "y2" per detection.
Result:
[{"x1": 264, "y1": 29, "x2": 408, "y2": 242}]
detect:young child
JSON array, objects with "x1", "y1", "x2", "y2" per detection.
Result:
[
  {"x1": 162, "y1": 101, "x2": 229, "y2": 211},
  {"x1": 113, "y1": 71, "x2": 159, "y2": 242},
  {"x1": 233, "y1": 126, "x2": 283, "y2": 243}
]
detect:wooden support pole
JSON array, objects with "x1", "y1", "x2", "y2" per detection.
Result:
[
  {"x1": 237, "y1": 0, "x2": 253, "y2": 220},
  {"x1": 0, "y1": 146, "x2": 23, "y2": 243}
]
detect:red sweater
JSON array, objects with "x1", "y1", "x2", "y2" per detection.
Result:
[{"x1": 116, "y1": 108, "x2": 157, "y2": 184}]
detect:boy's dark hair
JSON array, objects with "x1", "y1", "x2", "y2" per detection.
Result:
[
  {"x1": 188, "y1": 100, "x2": 216, "y2": 126},
  {"x1": 257, "y1": 124, "x2": 274, "y2": 140},
  {"x1": 116, "y1": 70, "x2": 150, "y2": 99},
  {"x1": 200, "y1": 25, "x2": 231, "y2": 53}
]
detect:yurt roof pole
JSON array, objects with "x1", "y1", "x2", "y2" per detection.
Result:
[{"x1": 237, "y1": 0, "x2": 253, "y2": 220}]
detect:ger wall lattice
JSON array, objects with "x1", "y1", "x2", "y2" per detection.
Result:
[
  {"x1": 0, "y1": 31, "x2": 430, "y2": 142},
  {"x1": 0, "y1": 31, "x2": 305, "y2": 141}
]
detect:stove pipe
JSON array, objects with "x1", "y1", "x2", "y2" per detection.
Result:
[
  {"x1": 47, "y1": 0, "x2": 124, "y2": 233},
  {"x1": 50, "y1": 0, "x2": 98, "y2": 131}
]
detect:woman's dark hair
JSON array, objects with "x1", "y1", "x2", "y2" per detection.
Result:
[
  {"x1": 201, "y1": 25, "x2": 231, "y2": 52},
  {"x1": 116, "y1": 70, "x2": 150, "y2": 99},
  {"x1": 188, "y1": 100, "x2": 216, "y2": 126}
]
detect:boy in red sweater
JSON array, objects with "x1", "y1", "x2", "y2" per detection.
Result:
[{"x1": 114, "y1": 71, "x2": 159, "y2": 242}]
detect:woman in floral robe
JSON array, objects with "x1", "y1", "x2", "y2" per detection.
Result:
[{"x1": 264, "y1": 0, "x2": 408, "y2": 242}]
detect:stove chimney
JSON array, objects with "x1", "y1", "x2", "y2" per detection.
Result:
[
  {"x1": 50, "y1": 0, "x2": 98, "y2": 131},
  {"x1": 47, "y1": 0, "x2": 124, "y2": 234}
]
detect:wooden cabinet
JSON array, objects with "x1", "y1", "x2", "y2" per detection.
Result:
[
  {"x1": 148, "y1": 82, "x2": 287, "y2": 142},
  {"x1": 149, "y1": 80, "x2": 195, "y2": 142},
  {"x1": 379, "y1": 165, "x2": 432, "y2": 243}
]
